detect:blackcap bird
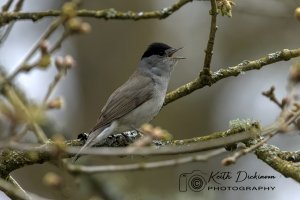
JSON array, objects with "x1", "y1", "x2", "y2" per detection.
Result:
[{"x1": 73, "y1": 42, "x2": 184, "y2": 162}]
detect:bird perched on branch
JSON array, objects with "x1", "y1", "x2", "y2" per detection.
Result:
[{"x1": 73, "y1": 42, "x2": 184, "y2": 162}]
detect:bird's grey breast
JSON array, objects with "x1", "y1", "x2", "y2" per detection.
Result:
[{"x1": 119, "y1": 72, "x2": 169, "y2": 128}]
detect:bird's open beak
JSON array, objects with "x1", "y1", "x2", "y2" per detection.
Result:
[{"x1": 167, "y1": 47, "x2": 186, "y2": 60}]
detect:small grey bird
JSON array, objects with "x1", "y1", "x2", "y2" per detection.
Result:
[{"x1": 73, "y1": 42, "x2": 184, "y2": 162}]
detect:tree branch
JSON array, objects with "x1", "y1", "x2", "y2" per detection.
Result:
[
  {"x1": 255, "y1": 142, "x2": 300, "y2": 183},
  {"x1": 0, "y1": 132, "x2": 141, "y2": 178},
  {"x1": 0, "y1": 0, "x2": 197, "y2": 26},
  {"x1": 202, "y1": 0, "x2": 218, "y2": 73},
  {"x1": 7, "y1": 175, "x2": 31, "y2": 200},
  {"x1": 0, "y1": 178, "x2": 30, "y2": 200},
  {"x1": 0, "y1": 121, "x2": 260, "y2": 178},
  {"x1": 67, "y1": 149, "x2": 226, "y2": 174},
  {"x1": 164, "y1": 48, "x2": 300, "y2": 105},
  {"x1": 277, "y1": 150, "x2": 300, "y2": 162}
]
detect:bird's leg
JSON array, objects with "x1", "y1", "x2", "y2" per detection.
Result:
[
  {"x1": 130, "y1": 126, "x2": 146, "y2": 135},
  {"x1": 119, "y1": 126, "x2": 142, "y2": 142}
]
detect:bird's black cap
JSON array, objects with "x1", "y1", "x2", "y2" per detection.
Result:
[{"x1": 141, "y1": 42, "x2": 172, "y2": 59}]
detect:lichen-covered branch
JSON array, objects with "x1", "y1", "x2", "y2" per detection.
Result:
[
  {"x1": 277, "y1": 150, "x2": 300, "y2": 162},
  {"x1": 0, "y1": 0, "x2": 196, "y2": 26},
  {"x1": 164, "y1": 48, "x2": 300, "y2": 105},
  {"x1": 0, "y1": 132, "x2": 141, "y2": 178},
  {"x1": 0, "y1": 121, "x2": 260, "y2": 178},
  {"x1": 255, "y1": 143, "x2": 300, "y2": 182}
]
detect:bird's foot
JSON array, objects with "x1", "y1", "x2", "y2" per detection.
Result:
[{"x1": 77, "y1": 132, "x2": 89, "y2": 141}]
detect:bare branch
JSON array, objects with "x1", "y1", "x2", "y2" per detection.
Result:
[
  {"x1": 222, "y1": 131, "x2": 277, "y2": 166},
  {"x1": 7, "y1": 175, "x2": 32, "y2": 200},
  {"x1": 0, "y1": 178, "x2": 31, "y2": 200},
  {"x1": 6, "y1": 1, "x2": 84, "y2": 81},
  {"x1": 202, "y1": 0, "x2": 218, "y2": 74},
  {"x1": 262, "y1": 86, "x2": 283, "y2": 109},
  {"x1": 1, "y1": 0, "x2": 13, "y2": 12},
  {"x1": 0, "y1": 0, "x2": 24, "y2": 45},
  {"x1": 7, "y1": 17, "x2": 66, "y2": 81},
  {"x1": 67, "y1": 149, "x2": 226, "y2": 174},
  {"x1": 43, "y1": 55, "x2": 75, "y2": 104}
]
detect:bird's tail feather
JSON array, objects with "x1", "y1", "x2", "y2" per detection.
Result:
[
  {"x1": 72, "y1": 130, "x2": 101, "y2": 163},
  {"x1": 72, "y1": 136, "x2": 95, "y2": 163}
]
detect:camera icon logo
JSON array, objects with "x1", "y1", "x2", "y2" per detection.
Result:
[{"x1": 179, "y1": 170, "x2": 207, "y2": 192}]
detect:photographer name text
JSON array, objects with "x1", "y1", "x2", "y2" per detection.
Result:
[{"x1": 208, "y1": 170, "x2": 276, "y2": 184}]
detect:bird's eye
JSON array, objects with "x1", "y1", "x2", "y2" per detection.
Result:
[{"x1": 158, "y1": 51, "x2": 164, "y2": 56}]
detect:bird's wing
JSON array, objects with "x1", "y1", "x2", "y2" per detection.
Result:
[{"x1": 90, "y1": 72, "x2": 154, "y2": 132}]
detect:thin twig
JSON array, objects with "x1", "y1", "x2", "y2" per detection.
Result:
[
  {"x1": 262, "y1": 86, "x2": 283, "y2": 109},
  {"x1": 43, "y1": 69, "x2": 66, "y2": 104},
  {"x1": 49, "y1": 31, "x2": 70, "y2": 54},
  {"x1": 0, "y1": 0, "x2": 24, "y2": 45},
  {"x1": 68, "y1": 149, "x2": 225, "y2": 174},
  {"x1": 7, "y1": 175, "x2": 32, "y2": 200},
  {"x1": 42, "y1": 31, "x2": 73, "y2": 104},
  {"x1": 10, "y1": 125, "x2": 29, "y2": 142},
  {"x1": 0, "y1": 178, "x2": 30, "y2": 200},
  {"x1": 7, "y1": 17, "x2": 65, "y2": 81},
  {"x1": 7, "y1": 0, "x2": 83, "y2": 74},
  {"x1": 222, "y1": 131, "x2": 277, "y2": 165},
  {"x1": 1, "y1": 0, "x2": 13, "y2": 12},
  {"x1": 202, "y1": 0, "x2": 218, "y2": 73}
]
